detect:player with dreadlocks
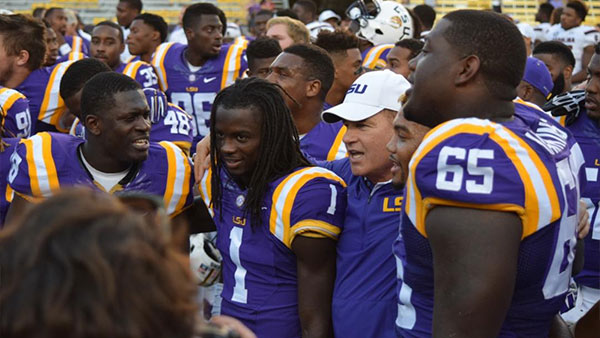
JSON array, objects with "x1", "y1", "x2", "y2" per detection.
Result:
[
  {"x1": 197, "y1": 77, "x2": 347, "y2": 338},
  {"x1": 0, "y1": 107, "x2": 20, "y2": 226}
]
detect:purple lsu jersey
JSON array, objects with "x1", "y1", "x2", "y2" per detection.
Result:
[
  {"x1": 15, "y1": 61, "x2": 75, "y2": 133},
  {"x1": 558, "y1": 110, "x2": 600, "y2": 289},
  {"x1": 152, "y1": 42, "x2": 248, "y2": 143},
  {"x1": 1, "y1": 138, "x2": 19, "y2": 226},
  {"x1": 198, "y1": 166, "x2": 347, "y2": 338},
  {"x1": 7, "y1": 132, "x2": 193, "y2": 216},
  {"x1": 63, "y1": 35, "x2": 90, "y2": 56},
  {"x1": 1, "y1": 87, "x2": 31, "y2": 138},
  {"x1": 361, "y1": 44, "x2": 394, "y2": 70},
  {"x1": 300, "y1": 121, "x2": 347, "y2": 161},
  {"x1": 55, "y1": 51, "x2": 86, "y2": 65},
  {"x1": 396, "y1": 110, "x2": 583, "y2": 337},
  {"x1": 115, "y1": 61, "x2": 160, "y2": 90}
]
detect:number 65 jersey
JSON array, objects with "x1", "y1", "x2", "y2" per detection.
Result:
[
  {"x1": 199, "y1": 166, "x2": 347, "y2": 338},
  {"x1": 396, "y1": 114, "x2": 584, "y2": 337}
]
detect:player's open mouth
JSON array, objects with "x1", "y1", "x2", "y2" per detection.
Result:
[
  {"x1": 224, "y1": 158, "x2": 242, "y2": 169},
  {"x1": 132, "y1": 138, "x2": 149, "y2": 151},
  {"x1": 389, "y1": 155, "x2": 401, "y2": 175},
  {"x1": 585, "y1": 97, "x2": 598, "y2": 111},
  {"x1": 348, "y1": 150, "x2": 364, "y2": 161}
]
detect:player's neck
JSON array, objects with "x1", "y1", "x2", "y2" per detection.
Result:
[
  {"x1": 292, "y1": 101, "x2": 323, "y2": 134},
  {"x1": 81, "y1": 142, "x2": 133, "y2": 173},
  {"x1": 141, "y1": 45, "x2": 158, "y2": 63},
  {"x1": 459, "y1": 99, "x2": 515, "y2": 122},
  {"x1": 184, "y1": 49, "x2": 209, "y2": 67},
  {"x1": 4, "y1": 67, "x2": 31, "y2": 89},
  {"x1": 325, "y1": 83, "x2": 347, "y2": 107}
]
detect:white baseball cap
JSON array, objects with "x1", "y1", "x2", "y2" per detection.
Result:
[
  {"x1": 322, "y1": 69, "x2": 411, "y2": 123},
  {"x1": 319, "y1": 10, "x2": 341, "y2": 23}
]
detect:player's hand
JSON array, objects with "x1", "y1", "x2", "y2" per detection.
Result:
[
  {"x1": 577, "y1": 199, "x2": 590, "y2": 239},
  {"x1": 210, "y1": 315, "x2": 257, "y2": 338},
  {"x1": 194, "y1": 136, "x2": 211, "y2": 183}
]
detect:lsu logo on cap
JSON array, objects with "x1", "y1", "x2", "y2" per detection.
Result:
[{"x1": 347, "y1": 84, "x2": 368, "y2": 94}]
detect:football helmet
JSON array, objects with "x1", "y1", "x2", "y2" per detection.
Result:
[
  {"x1": 142, "y1": 88, "x2": 167, "y2": 124},
  {"x1": 346, "y1": 0, "x2": 414, "y2": 45},
  {"x1": 190, "y1": 233, "x2": 222, "y2": 286}
]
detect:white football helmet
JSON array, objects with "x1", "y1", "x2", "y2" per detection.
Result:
[
  {"x1": 190, "y1": 233, "x2": 222, "y2": 286},
  {"x1": 346, "y1": 0, "x2": 414, "y2": 45}
]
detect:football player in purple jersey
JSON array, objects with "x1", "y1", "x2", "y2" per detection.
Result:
[
  {"x1": 197, "y1": 77, "x2": 347, "y2": 337},
  {"x1": 397, "y1": 10, "x2": 583, "y2": 337},
  {"x1": 6, "y1": 73, "x2": 194, "y2": 250},
  {"x1": 90, "y1": 21, "x2": 159, "y2": 90},
  {"x1": 127, "y1": 13, "x2": 168, "y2": 63},
  {"x1": 267, "y1": 44, "x2": 347, "y2": 161}
]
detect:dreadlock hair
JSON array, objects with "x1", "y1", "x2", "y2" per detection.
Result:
[{"x1": 209, "y1": 77, "x2": 311, "y2": 226}]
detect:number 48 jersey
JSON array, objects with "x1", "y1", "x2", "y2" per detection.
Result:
[
  {"x1": 396, "y1": 112, "x2": 584, "y2": 337},
  {"x1": 152, "y1": 42, "x2": 247, "y2": 144}
]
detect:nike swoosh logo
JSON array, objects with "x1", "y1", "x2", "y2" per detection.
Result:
[{"x1": 203, "y1": 77, "x2": 217, "y2": 83}]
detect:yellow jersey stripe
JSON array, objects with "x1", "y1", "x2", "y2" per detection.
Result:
[
  {"x1": 221, "y1": 45, "x2": 237, "y2": 89},
  {"x1": 326, "y1": 125, "x2": 347, "y2": 161},
  {"x1": 39, "y1": 61, "x2": 72, "y2": 127},
  {"x1": 514, "y1": 97, "x2": 545, "y2": 112},
  {"x1": 129, "y1": 61, "x2": 145, "y2": 79},
  {"x1": 122, "y1": 62, "x2": 136, "y2": 77},
  {"x1": 0, "y1": 87, "x2": 25, "y2": 112},
  {"x1": 290, "y1": 219, "x2": 341, "y2": 244},
  {"x1": 368, "y1": 45, "x2": 392, "y2": 69},
  {"x1": 72, "y1": 36, "x2": 82, "y2": 53},
  {"x1": 22, "y1": 138, "x2": 40, "y2": 196},
  {"x1": 558, "y1": 115, "x2": 567, "y2": 126},
  {"x1": 40, "y1": 133, "x2": 60, "y2": 195},
  {"x1": 152, "y1": 42, "x2": 174, "y2": 91},
  {"x1": 159, "y1": 141, "x2": 189, "y2": 215},
  {"x1": 270, "y1": 167, "x2": 346, "y2": 248},
  {"x1": 199, "y1": 168, "x2": 214, "y2": 216},
  {"x1": 406, "y1": 119, "x2": 559, "y2": 238},
  {"x1": 5, "y1": 185, "x2": 13, "y2": 203}
]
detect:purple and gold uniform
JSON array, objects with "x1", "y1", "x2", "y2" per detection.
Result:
[
  {"x1": 115, "y1": 61, "x2": 160, "y2": 90},
  {"x1": 55, "y1": 51, "x2": 86, "y2": 64},
  {"x1": 15, "y1": 61, "x2": 75, "y2": 133},
  {"x1": 557, "y1": 111, "x2": 600, "y2": 291},
  {"x1": 1, "y1": 138, "x2": 19, "y2": 226},
  {"x1": 62, "y1": 35, "x2": 90, "y2": 57},
  {"x1": 198, "y1": 167, "x2": 347, "y2": 338},
  {"x1": 300, "y1": 121, "x2": 347, "y2": 161},
  {"x1": 7, "y1": 132, "x2": 192, "y2": 216},
  {"x1": 361, "y1": 44, "x2": 394, "y2": 70},
  {"x1": 395, "y1": 111, "x2": 583, "y2": 337},
  {"x1": 152, "y1": 42, "x2": 247, "y2": 143},
  {"x1": 0, "y1": 87, "x2": 31, "y2": 138}
]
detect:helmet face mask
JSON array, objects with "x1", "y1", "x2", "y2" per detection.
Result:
[{"x1": 346, "y1": 0, "x2": 414, "y2": 45}]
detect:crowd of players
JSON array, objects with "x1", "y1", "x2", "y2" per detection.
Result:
[{"x1": 0, "y1": 0, "x2": 599, "y2": 337}]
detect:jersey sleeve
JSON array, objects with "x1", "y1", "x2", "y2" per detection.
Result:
[
  {"x1": 584, "y1": 28, "x2": 600, "y2": 47},
  {"x1": 151, "y1": 42, "x2": 177, "y2": 91},
  {"x1": 7, "y1": 133, "x2": 60, "y2": 200},
  {"x1": 1, "y1": 88, "x2": 31, "y2": 138},
  {"x1": 269, "y1": 167, "x2": 347, "y2": 248},
  {"x1": 158, "y1": 141, "x2": 194, "y2": 216},
  {"x1": 126, "y1": 61, "x2": 159, "y2": 90},
  {"x1": 404, "y1": 118, "x2": 561, "y2": 239}
]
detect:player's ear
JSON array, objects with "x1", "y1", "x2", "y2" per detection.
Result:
[
  {"x1": 85, "y1": 114, "x2": 102, "y2": 136},
  {"x1": 306, "y1": 79, "x2": 322, "y2": 99},
  {"x1": 564, "y1": 65, "x2": 574, "y2": 80},
  {"x1": 454, "y1": 54, "x2": 480, "y2": 86},
  {"x1": 15, "y1": 49, "x2": 30, "y2": 68},
  {"x1": 151, "y1": 30, "x2": 160, "y2": 43},
  {"x1": 184, "y1": 27, "x2": 194, "y2": 41}
]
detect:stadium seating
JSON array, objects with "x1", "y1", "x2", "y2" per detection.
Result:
[{"x1": 1, "y1": 0, "x2": 600, "y2": 28}]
